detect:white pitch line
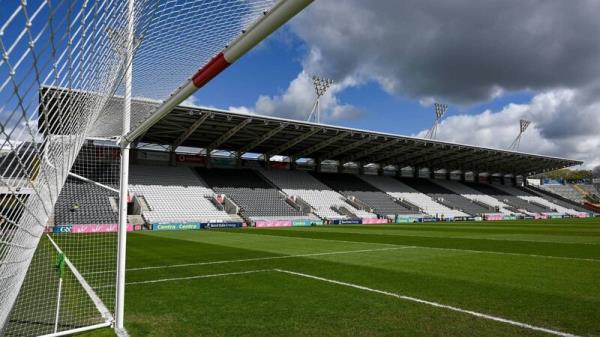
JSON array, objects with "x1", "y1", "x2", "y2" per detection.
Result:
[
  {"x1": 246, "y1": 233, "x2": 600, "y2": 263},
  {"x1": 421, "y1": 246, "x2": 600, "y2": 263},
  {"x1": 232, "y1": 230, "x2": 400, "y2": 247},
  {"x1": 126, "y1": 269, "x2": 272, "y2": 286},
  {"x1": 95, "y1": 265, "x2": 584, "y2": 336},
  {"x1": 275, "y1": 269, "x2": 582, "y2": 337},
  {"x1": 86, "y1": 246, "x2": 413, "y2": 275},
  {"x1": 304, "y1": 228, "x2": 600, "y2": 246}
]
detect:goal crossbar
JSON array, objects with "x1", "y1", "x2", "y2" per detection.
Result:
[{"x1": 120, "y1": 0, "x2": 314, "y2": 146}]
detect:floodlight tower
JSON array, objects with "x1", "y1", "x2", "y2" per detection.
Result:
[
  {"x1": 425, "y1": 102, "x2": 448, "y2": 139},
  {"x1": 307, "y1": 75, "x2": 333, "y2": 124},
  {"x1": 509, "y1": 119, "x2": 531, "y2": 151}
]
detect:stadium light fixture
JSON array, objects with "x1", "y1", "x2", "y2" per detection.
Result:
[
  {"x1": 508, "y1": 119, "x2": 531, "y2": 151},
  {"x1": 425, "y1": 102, "x2": 448, "y2": 139},
  {"x1": 307, "y1": 75, "x2": 334, "y2": 124}
]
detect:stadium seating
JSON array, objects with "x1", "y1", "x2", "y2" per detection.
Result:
[
  {"x1": 398, "y1": 178, "x2": 492, "y2": 216},
  {"x1": 197, "y1": 168, "x2": 308, "y2": 220},
  {"x1": 539, "y1": 184, "x2": 586, "y2": 204},
  {"x1": 533, "y1": 184, "x2": 593, "y2": 211},
  {"x1": 54, "y1": 178, "x2": 118, "y2": 225},
  {"x1": 259, "y1": 169, "x2": 375, "y2": 219},
  {"x1": 432, "y1": 179, "x2": 519, "y2": 215},
  {"x1": 580, "y1": 184, "x2": 599, "y2": 194},
  {"x1": 130, "y1": 165, "x2": 239, "y2": 224},
  {"x1": 51, "y1": 149, "x2": 595, "y2": 226},
  {"x1": 359, "y1": 175, "x2": 466, "y2": 218},
  {"x1": 576, "y1": 184, "x2": 600, "y2": 205},
  {"x1": 466, "y1": 183, "x2": 554, "y2": 214},
  {"x1": 494, "y1": 184, "x2": 588, "y2": 216},
  {"x1": 311, "y1": 173, "x2": 415, "y2": 217}
]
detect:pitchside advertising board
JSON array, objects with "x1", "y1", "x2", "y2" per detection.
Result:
[
  {"x1": 331, "y1": 219, "x2": 361, "y2": 225},
  {"x1": 204, "y1": 222, "x2": 243, "y2": 228},
  {"x1": 152, "y1": 223, "x2": 202, "y2": 231},
  {"x1": 452, "y1": 216, "x2": 478, "y2": 222},
  {"x1": 151, "y1": 222, "x2": 243, "y2": 230},
  {"x1": 53, "y1": 224, "x2": 136, "y2": 233},
  {"x1": 292, "y1": 219, "x2": 323, "y2": 226}
]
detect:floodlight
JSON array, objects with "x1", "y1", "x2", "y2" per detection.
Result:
[
  {"x1": 307, "y1": 75, "x2": 334, "y2": 124},
  {"x1": 509, "y1": 119, "x2": 531, "y2": 150},
  {"x1": 425, "y1": 102, "x2": 448, "y2": 139}
]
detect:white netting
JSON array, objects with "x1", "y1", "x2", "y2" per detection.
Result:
[
  {"x1": 5, "y1": 141, "x2": 120, "y2": 336},
  {"x1": 129, "y1": 0, "x2": 275, "y2": 100},
  {"x1": 0, "y1": 0, "x2": 277, "y2": 335}
]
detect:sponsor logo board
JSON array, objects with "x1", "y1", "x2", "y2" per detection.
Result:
[
  {"x1": 203, "y1": 222, "x2": 242, "y2": 228},
  {"x1": 152, "y1": 223, "x2": 201, "y2": 231},
  {"x1": 53, "y1": 225, "x2": 73, "y2": 233},
  {"x1": 71, "y1": 224, "x2": 134, "y2": 233}
]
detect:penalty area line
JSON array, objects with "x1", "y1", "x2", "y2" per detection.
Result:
[
  {"x1": 125, "y1": 269, "x2": 273, "y2": 286},
  {"x1": 275, "y1": 269, "x2": 582, "y2": 337},
  {"x1": 86, "y1": 246, "x2": 414, "y2": 275}
]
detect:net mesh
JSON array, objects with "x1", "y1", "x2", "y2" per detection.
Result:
[
  {"x1": 6, "y1": 141, "x2": 120, "y2": 336},
  {"x1": 0, "y1": 0, "x2": 277, "y2": 335}
]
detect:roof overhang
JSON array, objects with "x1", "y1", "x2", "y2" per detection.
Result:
[{"x1": 41, "y1": 86, "x2": 583, "y2": 176}]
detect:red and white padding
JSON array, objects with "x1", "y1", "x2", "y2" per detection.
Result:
[{"x1": 122, "y1": 0, "x2": 314, "y2": 145}]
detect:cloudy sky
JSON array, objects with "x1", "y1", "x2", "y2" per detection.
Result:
[{"x1": 190, "y1": 0, "x2": 600, "y2": 169}]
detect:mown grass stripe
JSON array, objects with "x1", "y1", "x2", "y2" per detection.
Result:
[
  {"x1": 276, "y1": 269, "x2": 583, "y2": 337},
  {"x1": 85, "y1": 246, "x2": 413, "y2": 275},
  {"x1": 233, "y1": 228, "x2": 600, "y2": 259}
]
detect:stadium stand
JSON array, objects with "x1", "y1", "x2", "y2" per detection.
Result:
[
  {"x1": 49, "y1": 144, "x2": 594, "y2": 226},
  {"x1": 522, "y1": 185, "x2": 591, "y2": 214},
  {"x1": 54, "y1": 177, "x2": 118, "y2": 225},
  {"x1": 534, "y1": 184, "x2": 594, "y2": 211},
  {"x1": 311, "y1": 172, "x2": 416, "y2": 217},
  {"x1": 576, "y1": 184, "x2": 600, "y2": 198},
  {"x1": 466, "y1": 183, "x2": 554, "y2": 214},
  {"x1": 539, "y1": 184, "x2": 586, "y2": 204},
  {"x1": 197, "y1": 168, "x2": 308, "y2": 220},
  {"x1": 129, "y1": 165, "x2": 239, "y2": 224},
  {"x1": 359, "y1": 175, "x2": 466, "y2": 218},
  {"x1": 258, "y1": 169, "x2": 373, "y2": 219},
  {"x1": 492, "y1": 184, "x2": 586, "y2": 216},
  {"x1": 431, "y1": 179, "x2": 519, "y2": 215},
  {"x1": 398, "y1": 178, "x2": 492, "y2": 216}
]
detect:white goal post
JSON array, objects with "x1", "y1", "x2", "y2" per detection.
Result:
[{"x1": 0, "y1": 0, "x2": 313, "y2": 336}]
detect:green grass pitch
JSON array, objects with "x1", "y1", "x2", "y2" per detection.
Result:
[{"x1": 80, "y1": 218, "x2": 600, "y2": 337}]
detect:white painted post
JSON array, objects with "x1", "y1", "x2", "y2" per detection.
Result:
[{"x1": 115, "y1": 0, "x2": 134, "y2": 330}]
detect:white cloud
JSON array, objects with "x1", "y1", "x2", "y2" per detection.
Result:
[
  {"x1": 181, "y1": 95, "x2": 202, "y2": 108},
  {"x1": 291, "y1": 0, "x2": 600, "y2": 103},
  {"x1": 416, "y1": 89, "x2": 600, "y2": 169},
  {"x1": 230, "y1": 0, "x2": 600, "y2": 168},
  {"x1": 229, "y1": 71, "x2": 363, "y2": 122}
]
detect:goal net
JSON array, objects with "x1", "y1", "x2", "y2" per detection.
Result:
[{"x1": 0, "y1": 0, "x2": 309, "y2": 335}]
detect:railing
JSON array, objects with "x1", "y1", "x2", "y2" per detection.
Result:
[
  {"x1": 469, "y1": 198, "x2": 496, "y2": 211},
  {"x1": 345, "y1": 196, "x2": 373, "y2": 212},
  {"x1": 332, "y1": 205, "x2": 358, "y2": 219},
  {"x1": 286, "y1": 196, "x2": 313, "y2": 214},
  {"x1": 393, "y1": 198, "x2": 422, "y2": 212}
]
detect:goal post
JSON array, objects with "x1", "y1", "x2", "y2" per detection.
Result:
[
  {"x1": 0, "y1": 0, "x2": 313, "y2": 336},
  {"x1": 116, "y1": 0, "x2": 313, "y2": 328},
  {"x1": 121, "y1": 0, "x2": 314, "y2": 145}
]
